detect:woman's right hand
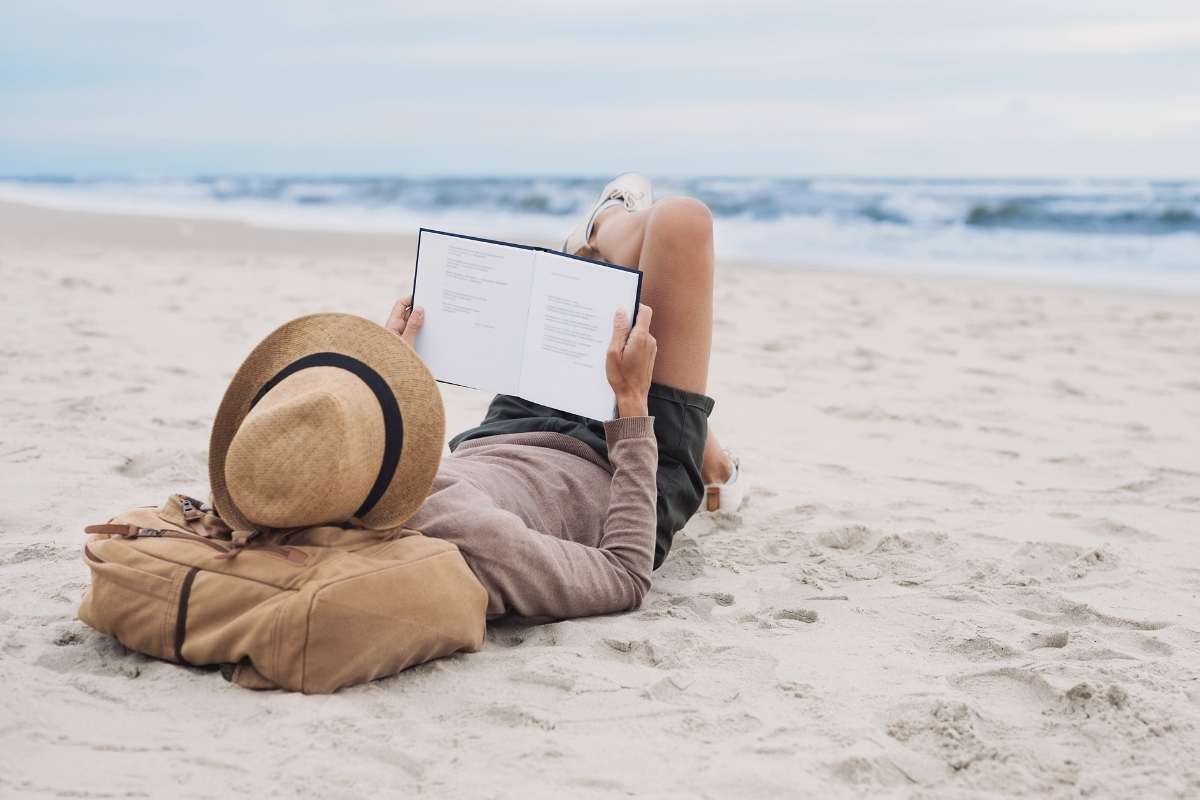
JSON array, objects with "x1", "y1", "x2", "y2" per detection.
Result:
[
  {"x1": 385, "y1": 295, "x2": 424, "y2": 347},
  {"x1": 606, "y1": 304, "x2": 656, "y2": 418}
]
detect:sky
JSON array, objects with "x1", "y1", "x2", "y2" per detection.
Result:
[{"x1": 2, "y1": 0, "x2": 1198, "y2": 178}]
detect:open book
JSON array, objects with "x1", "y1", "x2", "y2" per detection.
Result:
[{"x1": 411, "y1": 229, "x2": 643, "y2": 420}]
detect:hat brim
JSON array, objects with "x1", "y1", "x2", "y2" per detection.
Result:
[{"x1": 209, "y1": 313, "x2": 445, "y2": 531}]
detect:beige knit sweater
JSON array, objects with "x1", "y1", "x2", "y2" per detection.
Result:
[{"x1": 403, "y1": 416, "x2": 658, "y2": 620}]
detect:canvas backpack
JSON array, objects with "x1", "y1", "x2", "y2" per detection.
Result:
[{"x1": 78, "y1": 494, "x2": 487, "y2": 693}]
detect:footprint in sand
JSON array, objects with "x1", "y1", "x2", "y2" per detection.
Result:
[
  {"x1": 816, "y1": 525, "x2": 874, "y2": 551},
  {"x1": 1087, "y1": 518, "x2": 1162, "y2": 543},
  {"x1": 1055, "y1": 682, "x2": 1179, "y2": 741},
  {"x1": 53, "y1": 627, "x2": 86, "y2": 646},
  {"x1": 508, "y1": 660, "x2": 580, "y2": 692},
  {"x1": 871, "y1": 530, "x2": 950, "y2": 554},
  {"x1": 948, "y1": 634, "x2": 1020, "y2": 660},
  {"x1": 1136, "y1": 632, "x2": 1180, "y2": 656},
  {"x1": 951, "y1": 665, "x2": 1178, "y2": 749},
  {"x1": 1010, "y1": 591, "x2": 1169, "y2": 631},
  {"x1": 657, "y1": 592, "x2": 735, "y2": 618},
  {"x1": 827, "y1": 755, "x2": 916, "y2": 788},
  {"x1": 653, "y1": 534, "x2": 706, "y2": 581},
  {"x1": 1024, "y1": 630, "x2": 1070, "y2": 650},
  {"x1": 776, "y1": 680, "x2": 814, "y2": 698},
  {"x1": 34, "y1": 630, "x2": 149, "y2": 680},
  {"x1": 1093, "y1": 629, "x2": 1173, "y2": 657},
  {"x1": 477, "y1": 703, "x2": 556, "y2": 730},
  {"x1": 598, "y1": 629, "x2": 701, "y2": 670},
  {"x1": 814, "y1": 527, "x2": 954, "y2": 584},
  {"x1": 1004, "y1": 541, "x2": 1120, "y2": 584},
  {"x1": 774, "y1": 607, "x2": 819, "y2": 623},
  {"x1": 743, "y1": 608, "x2": 819, "y2": 630},
  {"x1": 886, "y1": 699, "x2": 1003, "y2": 773},
  {"x1": 950, "y1": 668, "x2": 1061, "y2": 730},
  {"x1": 0, "y1": 542, "x2": 76, "y2": 566}
]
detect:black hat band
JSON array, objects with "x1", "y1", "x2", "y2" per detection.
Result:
[{"x1": 250, "y1": 351, "x2": 404, "y2": 520}]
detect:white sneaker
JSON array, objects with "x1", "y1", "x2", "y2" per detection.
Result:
[
  {"x1": 702, "y1": 451, "x2": 745, "y2": 513},
  {"x1": 563, "y1": 172, "x2": 653, "y2": 257}
]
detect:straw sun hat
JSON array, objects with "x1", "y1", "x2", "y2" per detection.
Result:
[{"x1": 209, "y1": 313, "x2": 445, "y2": 532}]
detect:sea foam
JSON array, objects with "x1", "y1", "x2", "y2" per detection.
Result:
[{"x1": 1, "y1": 175, "x2": 1196, "y2": 290}]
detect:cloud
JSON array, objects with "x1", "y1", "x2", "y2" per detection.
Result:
[
  {"x1": 143, "y1": 15, "x2": 1200, "y2": 73},
  {"x1": 1019, "y1": 19, "x2": 1200, "y2": 55},
  {"x1": 2, "y1": 0, "x2": 1199, "y2": 175}
]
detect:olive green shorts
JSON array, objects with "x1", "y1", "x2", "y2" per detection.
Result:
[{"x1": 448, "y1": 383, "x2": 715, "y2": 569}]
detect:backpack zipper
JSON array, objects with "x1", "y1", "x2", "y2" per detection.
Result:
[
  {"x1": 134, "y1": 528, "x2": 231, "y2": 554},
  {"x1": 133, "y1": 527, "x2": 306, "y2": 564},
  {"x1": 84, "y1": 524, "x2": 306, "y2": 564}
]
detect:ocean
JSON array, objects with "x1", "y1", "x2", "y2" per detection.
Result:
[{"x1": 2, "y1": 175, "x2": 1197, "y2": 290}]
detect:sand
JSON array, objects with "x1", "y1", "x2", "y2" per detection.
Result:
[{"x1": 1, "y1": 200, "x2": 1198, "y2": 798}]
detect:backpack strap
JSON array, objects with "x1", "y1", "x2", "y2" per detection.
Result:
[{"x1": 215, "y1": 529, "x2": 261, "y2": 560}]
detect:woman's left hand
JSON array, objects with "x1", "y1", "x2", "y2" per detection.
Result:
[{"x1": 384, "y1": 296, "x2": 424, "y2": 346}]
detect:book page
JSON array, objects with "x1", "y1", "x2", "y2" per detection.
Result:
[
  {"x1": 518, "y1": 251, "x2": 641, "y2": 420},
  {"x1": 411, "y1": 231, "x2": 536, "y2": 393}
]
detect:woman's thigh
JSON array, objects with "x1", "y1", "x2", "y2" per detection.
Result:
[{"x1": 635, "y1": 198, "x2": 715, "y2": 395}]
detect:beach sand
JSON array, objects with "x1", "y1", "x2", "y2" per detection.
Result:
[{"x1": 2, "y1": 200, "x2": 1198, "y2": 798}]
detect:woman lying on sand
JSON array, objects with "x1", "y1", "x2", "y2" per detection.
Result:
[{"x1": 386, "y1": 174, "x2": 743, "y2": 620}]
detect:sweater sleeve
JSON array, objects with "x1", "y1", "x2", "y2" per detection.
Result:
[{"x1": 429, "y1": 417, "x2": 659, "y2": 620}]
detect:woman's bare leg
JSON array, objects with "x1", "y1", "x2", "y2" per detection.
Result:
[{"x1": 589, "y1": 198, "x2": 733, "y2": 484}]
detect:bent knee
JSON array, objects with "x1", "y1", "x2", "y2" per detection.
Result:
[{"x1": 647, "y1": 196, "x2": 713, "y2": 244}]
